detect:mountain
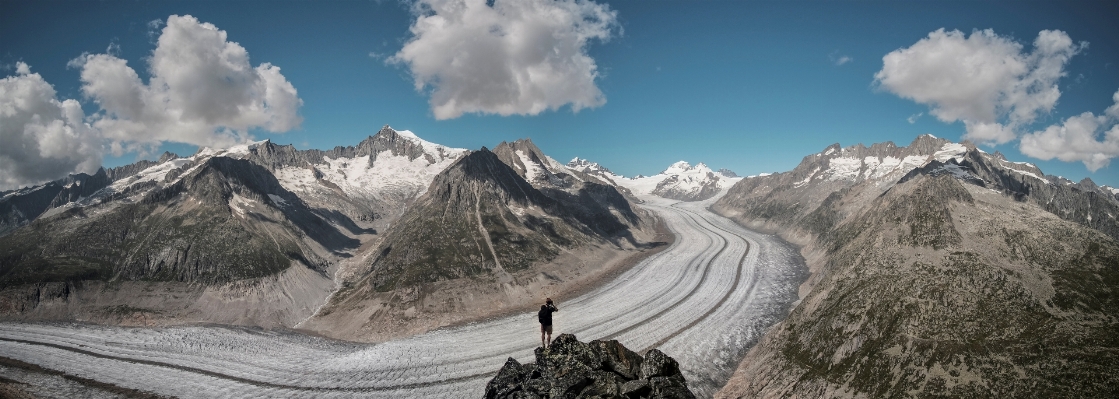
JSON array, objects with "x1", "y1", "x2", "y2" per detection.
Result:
[
  {"x1": 0, "y1": 151, "x2": 345, "y2": 327},
  {"x1": 567, "y1": 157, "x2": 624, "y2": 185},
  {"x1": 0, "y1": 155, "x2": 176, "y2": 237},
  {"x1": 0, "y1": 126, "x2": 468, "y2": 328},
  {"x1": 246, "y1": 125, "x2": 466, "y2": 232},
  {"x1": 711, "y1": 136, "x2": 1119, "y2": 397},
  {"x1": 304, "y1": 144, "x2": 658, "y2": 341},
  {"x1": 716, "y1": 168, "x2": 739, "y2": 178},
  {"x1": 491, "y1": 138, "x2": 574, "y2": 188},
  {"x1": 615, "y1": 161, "x2": 741, "y2": 202}
]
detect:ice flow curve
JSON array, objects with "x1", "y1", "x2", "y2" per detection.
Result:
[{"x1": 0, "y1": 195, "x2": 807, "y2": 398}]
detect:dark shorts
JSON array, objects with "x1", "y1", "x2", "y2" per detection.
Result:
[{"x1": 541, "y1": 324, "x2": 553, "y2": 333}]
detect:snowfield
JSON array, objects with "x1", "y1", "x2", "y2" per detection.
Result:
[{"x1": 0, "y1": 193, "x2": 807, "y2": 398}]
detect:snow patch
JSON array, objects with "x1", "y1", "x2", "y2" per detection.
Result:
[
  {"x1": 516, "y1": 150, "x2": 543, "y2": 181},
  {"x1": 1005, "y1": 167, "x2": 1046, "y2": 182},
  {"x1": 317, "y1": 150, "x2": 458, "y2": 200},
  {"x1": 826, "y1": 157, "x2": 862, "y2": 181},
  {"x1": 795, "y1": 167, "x2": 819, "y2": 188},
  {"x1": 395, "y1": 129, "x2": 467, "y2": 159},
  {"x1": 929, "y1": 163, "x2": 972, "y2": 180},
  {"x1": 933, "y1": 142, "x2": 967, "y2": 163},
  {"x1": 900, "y1": 155, "x2": 928, "y2": 173}
]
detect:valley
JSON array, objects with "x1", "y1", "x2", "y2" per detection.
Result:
[{"x1": 0, "y1": 194, "x2": 808, "y2": 398}]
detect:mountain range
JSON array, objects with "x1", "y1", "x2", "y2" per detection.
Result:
[
  {"x1": 1, "y1": 127, "x2": 1116, "y2": 396},
  {"x1": 0, "y1": 128, "x2": 685, "y2": 340},
  {"x1": 711, "y1": 134, "x2": 1119, "y2": 397}
]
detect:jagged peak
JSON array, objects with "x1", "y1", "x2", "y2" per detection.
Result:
[
  {"x1": 907, "y1": 133, "x2": 950, "y2": 152},
  {"x1": 493, "y1": 138, "x2": 544, "y2": 157},
  {"x1": 158, "y1": 151, "x2": 180, "y2": 163}
]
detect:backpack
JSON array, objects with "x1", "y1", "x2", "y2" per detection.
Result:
[{"x1": 538, "y1": 306, "x2": 547, "y2": 324}]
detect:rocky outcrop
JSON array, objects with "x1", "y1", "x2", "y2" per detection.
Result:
[{"x1": 486, "y1": 334, "x2": 696, "y2": 399}]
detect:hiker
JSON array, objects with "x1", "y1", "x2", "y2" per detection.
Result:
[{"x1": 538, "y1": 298, "x2": 558, "y2": 348}]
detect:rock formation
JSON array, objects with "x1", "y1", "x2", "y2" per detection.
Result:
[{"x1": 486, "y1": 334, "x2": 696, "y2": 399}]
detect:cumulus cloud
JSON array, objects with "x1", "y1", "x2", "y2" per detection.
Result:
[
  {"x1": 1019, "y1": 90, "x2": 1119, "y2": 171},
  {"x1": 874, "y1": 28, "x2": 1084, "y2": 145},
  {"x1": 391, "y1": 0, "x2": 618, "y2": 120},
  {"x1": 72, "y1": 14, "x2": 303, "y2": 152},
  {"x1": 0, "y1": 63, "x2": 101, "y2": 190}
]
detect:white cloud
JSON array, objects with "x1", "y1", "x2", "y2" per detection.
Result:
[
  {"x1": 963, "y1": 120, "x2": 1016, "y2": 144},
  {"x1": 72, "y1": 14, "x2": 303, "y2": 152},
  {"x1": 1020, "y1": 90, "x2": 1119, "y2": 172},
  {"x1": 391, "y1": 0, "x2": 618, "y2": 120},
  {"x1": 832, "y1": 50, "x2": 854, "y2": 65},
  {"x1": 829, "y1": 51, "x2": 852, "y2": 66},
  {"x1": 907, "y1": 112, "x2": 923, "y2": 124},
  {"x1": 874, "y1": 28, "x2": 1084, "y2": 145},
  {"x1": 0, "y1": 63, "x2": 102, "y2": 190}
]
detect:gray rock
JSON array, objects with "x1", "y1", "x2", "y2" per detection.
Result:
[{"x1": 486, "y1": 334, "x2": 696, "y2": 399}]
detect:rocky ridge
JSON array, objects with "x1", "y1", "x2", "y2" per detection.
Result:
[
  {"x1": 486, "y1": 334, "x2": 696, "y2": 399},
  {"x1": 305, "y1": 145, "x2": 656, "y2": 341},
  {"x1": 711, "y1": 136, "x2": 1119, "y2": 397}
]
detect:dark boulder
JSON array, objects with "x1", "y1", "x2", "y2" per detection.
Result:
[{"x1": 485, "y1": 333, "x2": 695, "y2": 399}]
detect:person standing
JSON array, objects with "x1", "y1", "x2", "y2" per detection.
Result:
[{"x1": 538, "y1": 298, "x2": 558, "y2": 349}]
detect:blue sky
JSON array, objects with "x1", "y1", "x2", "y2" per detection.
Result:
[{"x1": 2, "y1": 0, "x2": 1118, "y2": 189}]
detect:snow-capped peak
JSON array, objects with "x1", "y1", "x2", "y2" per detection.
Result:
[
  {"x1": 196, "y1": 139, "x2": 270, "y2": 158},
  {"x1": 617, "y1": 160, "x2": 740, "y2": 201},
  {"x1": 567, "y1": 157, "x2": 613, "y2": 174},
  {"x1": 662, "y1": 161, "x2": 693, "y2": 175},
  {"x1": 393, "y1": 128, "x2": 467, "y2": 158}
]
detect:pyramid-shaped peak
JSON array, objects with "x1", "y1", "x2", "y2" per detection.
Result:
[
  {"x1": 907, "y1": 133, "x2": 951, "y2": 154},
  {"x1": 494, "y1": 138, "x2": 543, "y2": 154}
]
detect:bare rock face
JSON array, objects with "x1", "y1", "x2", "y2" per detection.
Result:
[{"x1": 485, "y1": 334, "x2": 696, "y2": 399}]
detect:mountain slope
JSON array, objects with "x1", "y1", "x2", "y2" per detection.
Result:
[
  {"x1": 0, "y1": 148, "x2": 361, "y2": 327},
  {"x1": 252, "y1": 125, "x2": 466, "y2": 232},
  {"x1": 306, "y1": 147, "x2": 659, "y2": 342},
  {"x1": 711, "y1": 137, "x2": 1119, "y2": 397}
]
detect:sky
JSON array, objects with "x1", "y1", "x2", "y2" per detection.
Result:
[{"x1": 2, "y1": 0, "x2": 1118, "y2": 190}]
